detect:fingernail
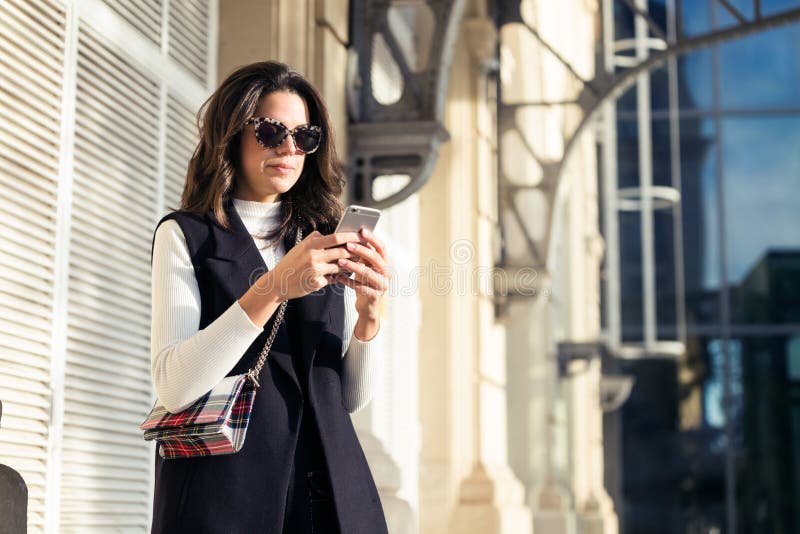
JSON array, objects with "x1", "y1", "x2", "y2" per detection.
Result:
[
  {"x1": 347, "y1": 242, "x2": 355, "y2": 249},
  {"x1": 338, "y1": 258, "x2": 347, "y2": 265}
]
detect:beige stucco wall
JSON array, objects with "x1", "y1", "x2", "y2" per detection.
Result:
[{"x1": 218, "y1": 0, "x2": 350, "y2": 158}]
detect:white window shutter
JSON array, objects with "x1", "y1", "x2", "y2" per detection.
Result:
[
  {"x1": 1, "y1": 0, "x2": 216, "y2": 531},
  {"x1": 102, "y1": 0, "x2": 163, "y2": 47},
  {"x1": 162, "y1": 96, "x2": 200, "y2": 215},
  {"x1": 57, "y1": 22, "x2": 161, "y2": 532},
  {"x1": 0, "y1": 1, "x2": 68, "y2": 532},
  {"x1": 168, "y1": 0, "x2": 211, "y2": 84}
]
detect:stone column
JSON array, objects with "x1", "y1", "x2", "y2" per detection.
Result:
[
  {"x1": 498, "y1": 5, "x2": 578, "y2": 532},
  {"x1": 352, "y1": 176, "x2": 420, "y2": 534},
  {"x1": 562, "y1": 354, "x2": 619, "y2": 534},
  {"x1": 448, "y1": 15, "x2": 533, "y2": 534},
  {"x1": 560, "y1": 123, "x2": 619, "y2": 534}
]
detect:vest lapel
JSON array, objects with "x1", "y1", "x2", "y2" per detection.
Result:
[
  {"x1": 204, "y1": 195, "x2": 269, "y2": 301},
  {"x1": 203, "y1": 195, "x2": 302, "y2": 391}
]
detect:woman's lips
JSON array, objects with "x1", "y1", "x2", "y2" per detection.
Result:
[{"x1": 268, "y1": 164, "x2": 294, "y2": 174}]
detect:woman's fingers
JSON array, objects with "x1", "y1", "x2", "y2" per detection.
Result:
[
  {"x1": 336, "y1": 258, "x2": 389, "y2": 292},
  {"x1": 359, "y1": 228, "x2": 387, "y2": 261},
  {"x1": 314, "y1": 230, "x2": 361, "y2": 250},
  {"x1": 333, "y1": 272, "x2": 384, "y2": 298},
  {"x1": 302, "y1": 228, "x2": 391, "y2": 291},
  {"x1": 317, "y1": 244, "x2": 356, "y2": 265},
  {"x1": 342, "y1": 240, "x2": 388, "y2": 275}
]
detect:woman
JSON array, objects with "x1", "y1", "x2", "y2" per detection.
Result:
[{"x1": 148, "y1": 60, "x2": 391, "y2": 533}]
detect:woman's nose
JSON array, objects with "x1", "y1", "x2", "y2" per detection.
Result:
[{"x1": 275, "y1": 133, "x2": 298, "y2": 155}]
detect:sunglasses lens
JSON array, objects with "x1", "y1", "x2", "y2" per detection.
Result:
[
  {"x1": 294, "y1": 128, "x2": 321, "y2": 153},
  {"x1": 255, "y1": 121, "x2": 286, "y2": 148},
  {"x1": 253, "y1": 120, "x2": 321, "y2": 153}
]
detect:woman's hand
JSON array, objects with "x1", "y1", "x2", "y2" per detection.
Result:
[
  {"x1": 332, "y1": 227, "x2": 391, "y2": 335},
  {"x1": 258, "y1": 229, "x2": 361, "y2": 302},
  {"x1": 240, "y1": 229, "x2": 360, "y2": 327}
]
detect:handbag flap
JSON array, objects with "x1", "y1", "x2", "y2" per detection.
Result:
[{"x1": 139, "y1": 374, "x2": 249, "y2": 430}]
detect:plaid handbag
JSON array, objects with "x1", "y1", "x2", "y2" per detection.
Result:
[{"x1": 139, "y1": 226, "x2": 302, "y2": 459}]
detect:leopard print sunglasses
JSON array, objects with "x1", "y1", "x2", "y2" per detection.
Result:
[{"x1": 244, "y1": 116, "x2": 322, "y2": 154}]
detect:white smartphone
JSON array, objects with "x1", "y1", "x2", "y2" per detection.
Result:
[
  {"x1": 332, "y1": 205, "x2": 381, "y2": 277},
  {"x1": 334, "y1": 205, "x2": 381, "y2": 237}
]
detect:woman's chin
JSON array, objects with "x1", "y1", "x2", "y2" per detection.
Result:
[{"x1": 261, "y1": 175, "x2": 298, "y2": 194}]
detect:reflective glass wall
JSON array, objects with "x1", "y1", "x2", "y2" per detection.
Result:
[{"x1": 600, "y1": 1, "x2": 800, "y2": 532}]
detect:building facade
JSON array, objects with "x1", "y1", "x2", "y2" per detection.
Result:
[{"x1": 2, "y1": 1, "x2": 797, "y2": 533}]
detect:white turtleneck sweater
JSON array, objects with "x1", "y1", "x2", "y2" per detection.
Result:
[{"x1": 150, "y1": 197, "x2": 381, "y2": 414}]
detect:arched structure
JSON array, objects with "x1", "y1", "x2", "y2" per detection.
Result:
[
  {"x1": 497, "y1": 0, "x2": 800, "y2": 273},
  {"x1": 346, "y1": 0, "x2": 466, "y2": 208}
]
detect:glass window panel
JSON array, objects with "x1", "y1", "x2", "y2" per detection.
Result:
[
  {"x1": 617, "y1": 82, "x2": 639, "y2": 114},
  {"x1": 718, "y1": 23, "x2": 800, "y2": 109},
  {"x1": 649, "y1": 64, "x2": 671, "y2": 112},
  {"x1": 678, "y1": 48, "x2": 714, "y2": 111},
  {"x1": 617, "y1": 118, "x2": 641, "y2": 188},
  {"x1": 655, "y1": 209, "x2": 678, "y2": 336},
  {"x1": 615, "y1": 345, "x2": 727, "y2": 533},
  {"x1": 712, "y1": 0, "x2": 755, "y2": 31},
  {"x1": 721, "y1": 116, "x2": 800, "y2": 324},
  {"x1": 787, "y1": 335, "x2": 800, "y2": 381},
  {"x1": 612, "y1": 117, "x2": 720, "y2": 331},
  {"x1": 620, "y1": 210, "x2": 644, "y2": 342},
  {"x1": 734, "y1": 335, "x2": 800, "y2": 532},
  {"x1": 680, "y1": 0, "x2": 712, "y2": 37},
  {"x1": 613, "y1": 0, "x2": 635, "y2": 41},
  {"x1": 617, "y1": 60, "x2": 671, "y2": 114},
  {"x1": 651, "y1": 117, "x2": 673, "y2": 186},
  {"x1": 681, "y1": 118, "x2": 720, "y2": 325},
  {"x1": 650, "y1": 119, "x2": 681, "y2": 336},
  {"x1": 647, "y1": 0, "x2": 669, "y2": 38},
  {"x1": 761, "y1": 0, "x2": 800, "y2": 17}
]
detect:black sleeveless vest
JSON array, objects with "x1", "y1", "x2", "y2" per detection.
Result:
[{"x1": 148, "y1": 195, "x2": 388, "y2": 534}]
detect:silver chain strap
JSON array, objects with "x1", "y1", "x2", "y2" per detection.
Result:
[{"x1": 246, "y1": 225, "x2": 303, "y2": 388}]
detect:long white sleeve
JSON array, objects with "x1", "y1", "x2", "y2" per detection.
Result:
[
  {"x1": 150, "y1": 213, "x2": 381, "y2": 414},
  {"x1": 340, "y1": 284, "x2": 382, "y2": 413},
  {"x1": 150, "y1": 219, "x2": 265, "y2": 413}
]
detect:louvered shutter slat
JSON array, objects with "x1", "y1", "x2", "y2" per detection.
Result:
[
  {"x1": 0, "y1": 1, "x2": 66, "y2": 532},
  {"x1": 3, "y1": 0, "x2": 216, "y2": 530},
  {"x1": 0, "y1": 133, "x2": 60, "y2": 174},
  {"x1": 57, "y1": 22, "x2": 161, "y2": 530},
  {"x1": 103, "y1": 0, "x2": 162, "y2": 46},
  {"x1": 163, "y1": 96, "x2": 199, "y2": 214},
  {"x1": 61, "y1": 437, "x2": 149, "y2": 461},
  {"x1": 0, "y1": 5, "x2": 66, "y2": 62},
  {"x1": 0, "y1": 164, "x2": 61, "y2": 210},
  {"x1": 0, "y1": 45, "x2": 63, "y2": 93},
  {"x1": 168, "y1": 0, "x2": 210, "y2": 83},
  {"x1": 71, "y1": 154, "x2": 159, "y2": 206}
]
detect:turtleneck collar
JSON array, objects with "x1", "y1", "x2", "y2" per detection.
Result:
[{"x1": 231, "y1": 196, "x2": 283, "y2": 235}]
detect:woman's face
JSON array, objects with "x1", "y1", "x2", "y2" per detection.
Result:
[{"x1": 235, "y1": 90, "x2": 313, "y2": 203}]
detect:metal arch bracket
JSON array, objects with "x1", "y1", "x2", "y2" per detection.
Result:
[
  {"x1": 346, "y1": 0, "x2": 466, "y2": 208},
  {"x1": 556, "y1": 341, "x2": 634, "y2": 412},
  {"x1": 497, "y1": 0, "x2": 800, "y2": 271}
]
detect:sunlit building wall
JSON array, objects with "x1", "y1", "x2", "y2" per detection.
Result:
[{"x1": 2, "y1": 1, "x2": 798, "y2": 534}]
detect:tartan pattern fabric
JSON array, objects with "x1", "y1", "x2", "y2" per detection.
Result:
[{"x1": 139, "y1": 374, "x2": 257, "y2": 459}]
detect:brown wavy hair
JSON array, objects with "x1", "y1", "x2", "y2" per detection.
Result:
[{"x1": 175, "y1": 60, "x2": 346, "y2": 243}]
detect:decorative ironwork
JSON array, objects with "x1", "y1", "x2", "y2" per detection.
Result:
[{"x1": 346, "y1": 0, "x2": 466, "y2": 208}]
